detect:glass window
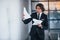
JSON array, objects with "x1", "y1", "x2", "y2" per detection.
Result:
[
  {"x1": 31, "y1": 2, "x2": 48, "y2": 11},
  {"x1": 49, "y1": 0, "x2": 60, "y2": 1},
  {"x1": 49, "y1": 20, "x2": 60, "y2": 29},
  {"x1": 49, "y1": 2, "x2": 60, "y2": 10},
  {"x1": 31, "y1": 0, "x2": 60, "y2": 29},
  {"x1": 31, "y1": 0, "x2": 48, "y2": 2},
  {"x1": 48, "y1": 11, "x2": 60, "y2": 19}
]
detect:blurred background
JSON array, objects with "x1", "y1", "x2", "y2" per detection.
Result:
[{"x1": 0, "y1": 0, "x2": 60, "y2": 40}]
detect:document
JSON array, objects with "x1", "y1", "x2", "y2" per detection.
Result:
[
  {"x1": 23, "y1": 7, "x2": 31, "y2": 20},
  {"x1": 32, "y1": 19, "x2": 43, "y2": 25}
]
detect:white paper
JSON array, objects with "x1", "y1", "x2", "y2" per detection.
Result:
[
  {"x1": 23, "y1": 7, "x2": 31, "y2": 20},
  {"x1": 32, "y1": 19, "x2": 43, "y2": 25}
]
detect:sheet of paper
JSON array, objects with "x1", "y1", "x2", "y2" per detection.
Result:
[
  {"x1": 23, "y1": 7, "x2": 31, "y2": 20},
  {"x1": 32, "y1": 19, "x2": 43, "y2": 25}
]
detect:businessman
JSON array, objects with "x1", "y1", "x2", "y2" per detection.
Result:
[{"x1": 22, "y1": 3, "x2": 48, "y2": 40}]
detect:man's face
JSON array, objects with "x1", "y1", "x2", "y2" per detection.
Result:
[{"x1": 36, "y1": 6, "x2": 42, "y2": 14}]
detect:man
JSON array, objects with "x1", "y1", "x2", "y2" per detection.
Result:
[{"x1": 22, "y1": 3, "x2": 48, "y2": 40}]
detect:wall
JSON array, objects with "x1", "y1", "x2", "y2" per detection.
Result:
[{"x1": 0, "y1": 0, "x2": 29, "y2": 40}]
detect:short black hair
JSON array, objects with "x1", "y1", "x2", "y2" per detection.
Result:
[{"x1": 36, "y1": 3, "x2": 45, "y2": 12}]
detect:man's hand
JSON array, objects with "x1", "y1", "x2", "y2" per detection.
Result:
[{"x1": 38, "y1": 24, "x2": 43, "y2": 28}]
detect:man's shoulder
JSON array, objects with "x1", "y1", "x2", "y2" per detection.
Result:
[
  {"x1": 32, "y1": 12, "x2": 37, "y2": 14},
  {"x1": 31, "y1": 12, "x2": 37, "y2": 15},
  {"x1": 42, "y1": 13, "x2": 47, "y2": 16}
]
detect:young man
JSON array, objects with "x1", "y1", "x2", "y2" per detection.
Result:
[{"x1": 23, "y1": 3, "x2": 48, "y2": 40}]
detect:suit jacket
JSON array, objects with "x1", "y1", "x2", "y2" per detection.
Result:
[
  {"x1": 22, "y1": 12, "x2": 48, "y2": 29},
  {"x1": 22, "y1": 12, "x2": 48, "y2": 39}
]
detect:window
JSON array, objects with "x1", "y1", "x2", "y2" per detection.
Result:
[{"x1": 31, "y1": 0, "x2": 60, "y2": 29}]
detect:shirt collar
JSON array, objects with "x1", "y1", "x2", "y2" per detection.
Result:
[
  {"x1": 37, "y1": 12, "x2": 42, "y2": 15},
  {"x1": 40, "y1": 12, "x2": 42, "y2": 15}
]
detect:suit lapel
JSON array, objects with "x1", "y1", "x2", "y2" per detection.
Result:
[
  {"x1": 34, "y1": 12, "x2": 44, "y2": 20},
  {"x1": 35, "y1": 12, "x2": 37, "y2": 19}
]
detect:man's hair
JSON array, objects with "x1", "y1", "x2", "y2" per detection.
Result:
[{"x1": 36, "y1": 3, "x2": 45, "y2": 12}]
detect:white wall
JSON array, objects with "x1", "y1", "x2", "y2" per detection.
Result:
[
  {"x1": 0, "y1": 0, "x2": 9, "y2": 40},
  {"x1": 0, "y1": 0, "x2": 29, "y2": 40}
]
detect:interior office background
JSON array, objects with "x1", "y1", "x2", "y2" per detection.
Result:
[{"x1": 0, "y1": 0, "x2": 60, "y2": 40}]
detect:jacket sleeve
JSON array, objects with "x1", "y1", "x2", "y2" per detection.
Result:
[
  {"x1": 41, "y1": 15, "x2": 48, "y2": 30},
  {"x1": 22, "y1": 18, "x2": 32, "y2": 24},
  {"x1": 22, "y1": 13, "x2": 33, "y2": 24}
]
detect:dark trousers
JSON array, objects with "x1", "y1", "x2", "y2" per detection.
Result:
[
  {"x1": 30, "y1": 26, "x2": 44, "y2": 40},
  {"x1": 31, "y1": 33, "x2": 44, "y2": 40},
  {"x1": 31, "y1": 36, "x2": 44, "y2": 40}
]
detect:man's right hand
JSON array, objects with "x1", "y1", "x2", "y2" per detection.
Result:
[{"x1": 38, "y1": 24, "x2": 43, "y2": 28}]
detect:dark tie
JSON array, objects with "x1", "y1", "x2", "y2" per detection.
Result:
[{"x1": 37, "y1": 14, "x2": 40, "y2": 20}]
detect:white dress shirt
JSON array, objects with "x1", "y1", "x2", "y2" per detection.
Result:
[{"x1": 37, "y1": 12, "x2": 42, "y2": 20}]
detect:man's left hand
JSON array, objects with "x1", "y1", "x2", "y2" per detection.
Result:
[{"x1": 38, "y1": 24, "x2": 43, "y2": 28}]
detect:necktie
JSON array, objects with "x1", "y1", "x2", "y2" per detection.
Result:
[{"x1": 37, "y1": 14, "x2": 40, "y2": 20}]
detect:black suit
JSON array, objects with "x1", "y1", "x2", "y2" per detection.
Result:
[{"x1": 22, "y1": 12, "x2": 48, "y2": 40}]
